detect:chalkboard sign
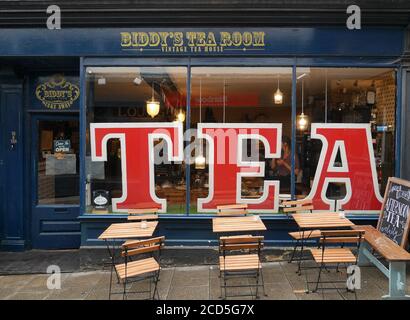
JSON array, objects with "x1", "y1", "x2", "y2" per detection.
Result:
[{"x1": 377, "y1": 177, "x2": 410, "y2": 248}]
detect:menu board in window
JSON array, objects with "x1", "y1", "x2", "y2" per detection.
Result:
[{"x1": 377, "y1": 177, "x2": 410, "y2": 248}]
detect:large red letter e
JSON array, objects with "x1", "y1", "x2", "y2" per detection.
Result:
[{"x1": 198, "y1": 123, "x2": 282, "y2": 213}]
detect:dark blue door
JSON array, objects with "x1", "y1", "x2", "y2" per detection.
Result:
[
  {"x1": 0, "y1": 84, "x2": 25, "y2": 251},
  {"x1": 31, "y1": 114, "x2": 80, "y2": 249}
]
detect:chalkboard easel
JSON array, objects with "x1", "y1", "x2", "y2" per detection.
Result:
[{"x1": 377, "y1": 177, "x2": 410, "y2": 249}]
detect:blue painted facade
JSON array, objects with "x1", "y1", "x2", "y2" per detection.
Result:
[{"x1": 0, "y1": 26, "x2": 408, "y2": 250}]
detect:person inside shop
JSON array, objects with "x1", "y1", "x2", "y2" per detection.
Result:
[{"x1": 267, "y1": 136, "x2": 300, "y2": 192}]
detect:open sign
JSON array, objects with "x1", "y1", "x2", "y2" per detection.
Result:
[{"x1": 53, "y1": 139, "x2": 71, "y2": 153}]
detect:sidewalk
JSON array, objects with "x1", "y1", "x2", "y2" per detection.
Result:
[{"x1": 1, "y1": 249, "x2": 407, "y2": 300}]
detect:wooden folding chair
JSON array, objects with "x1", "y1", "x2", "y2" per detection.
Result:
[
  {"x1": 127, "y1": 208, "x2": 159, "y2": 221},
  {"x1": 219, "y1": 235, "x2": 265, "y2": 299},
  {"x1": 217, "y1": 204, "x2": 248, "y2": 217},
  {"x1": 284, "y1": 199, "x2": 320, "y2": 263},
  {"x1": 307, "y1": 230, "x2": 365, "y2": 299},
  {"x1": 110, "y1": 236, "x2": 165, "y2": 300}
]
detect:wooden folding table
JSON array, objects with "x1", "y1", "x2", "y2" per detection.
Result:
[
  {"x1": 212, "y1": 216, "x2": 267, "y2": 234},
  {"x1": 291, "y1": 213, "x2": 355, "y2": 274},
  {"x1": 98, "y1": 221, "x2": 158, "y2": 288}
]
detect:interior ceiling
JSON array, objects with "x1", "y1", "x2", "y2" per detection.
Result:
[{"x1": 91, "y1": 67, "x2": 394, "y2": 105}]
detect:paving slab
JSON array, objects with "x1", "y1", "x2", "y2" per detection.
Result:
[
  {"x1": 6, "y1": 290, "x2": 52, "y2": 300},
  {"x1": 0, "y1": 288, "x2": 15, "y2": 299},
  {"x1": 61, "y1": 271, "x2": 105, "y2": 289},
  {"x1": 167, "y1": 285, "x2": 209, "y2": 300},
  {"x1": 172, "y1": 267, "x2": 210, "y2": 288},
  {"x1": 47, "y1": 286, "x2": 92, "y2": 300},
  {"x1": 0, "y1": 274, "x2": 35, "y2": 289},
  {"x1": 258, "y1": 282, "x2": 297, "y2": 300},
  {"x1": 1, "y1": 248, "x2": 408, "y2": 300}
]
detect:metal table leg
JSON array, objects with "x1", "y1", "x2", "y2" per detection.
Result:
[{"x1": 297, "y1": 229, "x2": 305, "y2": 275}]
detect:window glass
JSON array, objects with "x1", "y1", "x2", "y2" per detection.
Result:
[
  {"x1": 295, "y1": 68, "x2": 396, "y2": 211},
  {"x1": 190, "y1": 67, "x2": 293, "y2": 213},
  {"x1": 84, "y1": 65, "x2": 395, "y2": 215},
  {"x1": 37, "y1": 120, "x2": 79, "y2": 204},
  {"x1": 86, "y1": 67, "x2": 187, "y2": 214}
]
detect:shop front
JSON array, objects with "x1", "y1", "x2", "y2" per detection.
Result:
[{"x1": 0, "y1": 26, "x2": 408, "y2": 250}]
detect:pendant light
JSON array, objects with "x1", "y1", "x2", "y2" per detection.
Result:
[
  {"x1": 297, "y1": 78, "x2": 309, "y2": 131},
  {"x1": 176, "y1": 109, "x2": 185, "y2": 122},
  {"x1": 195, "y1": 78, "x2": 206, "y2": 169},
  {"x1": 274, "y1": 74, "x2": 283, "y2": 105},
  {"x1": 146, "y1": 82, "x2": 160, "y2": 118},
  {"x1": 174, "y1": 89, "x2": 185, "y2": 122}
]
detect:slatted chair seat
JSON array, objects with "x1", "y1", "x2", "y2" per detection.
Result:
[
  {"x1": 309, "y1": 248, "x2": 357, "y2": 264},
  {"x1": 289, "y1": 229, "x2": 321, "y2": 240},
  {"x1": 115, "y1": 257, "x2": 160, "y2": 280},
  {"x1": 219, "y1": 254, "x2": 261, "y2": 271}
]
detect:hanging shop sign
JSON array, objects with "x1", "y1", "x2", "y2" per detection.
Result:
[
  {"x1": 35, "y1": 75, "x2": 80, "y2": 110},
  {"x1": 90, "y1": 122, "x2": 383, "y2": 214}
]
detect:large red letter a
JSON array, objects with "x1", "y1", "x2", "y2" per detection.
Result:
[{"x1": 306, "y1": 124, "x2": 383, "y2": 212}]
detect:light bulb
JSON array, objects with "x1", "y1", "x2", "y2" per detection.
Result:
[
  {"x1": 146, "y1": 99, "x2": 160, "y2": 118},
  {"x1": 195, "y1": 155, "x2": 206, "y2": 169},
  {"x1": 298, "y1": 113, "x2": 308, "y2": 130},
  {"x1": 176, "y1": 110, "x2": 185, "y2": 122},
  {"x1": 274, "y1": 88, "x2": 283, "y2": 105}
]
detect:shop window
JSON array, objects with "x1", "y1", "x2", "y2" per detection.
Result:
[
  {"x1": 84, "y1": 65, "x2": 394, "y2": 215},
  {"x1": 295, "y1": 68, "x2": 396, "y2": 212},
  {"x1": 85, "y1": 67, "x2": 187, "y2": 214},
  {"x1": 189, "y1": 67, "x2": 293, "y2": 214}
]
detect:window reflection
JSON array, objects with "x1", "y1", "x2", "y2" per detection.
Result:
[
  {"x1": 37, "y1": 120, "x2": 79, "y2": 204},
  {"x1": 86, "y1": 67, "x2": 187, "y2": 213},
  {"x1": 190, "y1": 67, "x2": 293, "y2": 213},
  {"x1": 84, "y1": 66, "x2": 396, "y2": 215},
  {"x1": 295, "y1": 68, "x2": 396, "y2": 201}
]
